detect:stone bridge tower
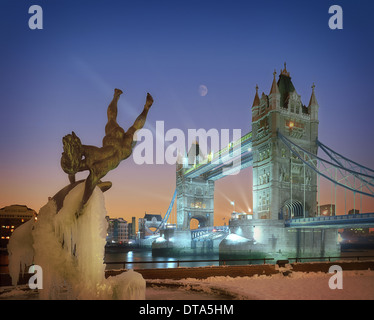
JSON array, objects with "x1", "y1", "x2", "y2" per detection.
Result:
[
  {"x1": 176, "y1": 142, "x2": 215, "y2": 230},
  {"x1": 251, "y1": 65, "x2": 319, "y2": 220}
]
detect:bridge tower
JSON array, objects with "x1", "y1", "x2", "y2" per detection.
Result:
[
  {"x1": 176, "y1": 142, "x2": 215, "y2": 230},
  {"x1": 251, "y1": 65, "x2": 319, "y2": 220}
]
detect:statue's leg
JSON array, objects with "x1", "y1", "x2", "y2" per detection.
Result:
[
  {"x1": 105, "y1": 89, "x2": 123, "y2": 135},
  {"x1": 125, "y1": 93, "x2": 153, "y2": 138}
]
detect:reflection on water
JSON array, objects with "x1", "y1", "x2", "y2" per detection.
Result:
[
  {"x1": 104, "y1": 248, "x2": 374, "y2": 270},
  {"x1": 104, "y1": 250, "x2": 220, "y2": 270}
]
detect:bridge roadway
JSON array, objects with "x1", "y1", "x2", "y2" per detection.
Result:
[
  {"x1": 190, "y1": 226, "x2": 229, "y2": 241},
  {"x1": 184, "y1": 132, "x2": 252, "y2": 180},
  {"x1": 183, "y1": 214, "x2": 374, "y2": 244},
  {"x1": 285, "y1": 212, "x2": 374, "y2": 229},
  {"x1": 189, "y1": 213, "x2": 374, "y2": 241},
  {"x1": 205, "y1": 152, "x2": 253, "y2": 181}
]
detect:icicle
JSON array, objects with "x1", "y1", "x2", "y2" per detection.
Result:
[{"x1": 8, "y1": 183, "x2": 146, "y2": 299}]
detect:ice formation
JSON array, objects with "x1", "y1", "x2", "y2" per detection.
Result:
[
  {"x1": 7, "y1": 183, "x2": 146, "y2": 300},
  {"x1": 7, "y1": 218, "x2": 35, "y2": 285}
]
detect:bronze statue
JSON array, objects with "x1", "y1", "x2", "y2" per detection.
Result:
[{"x1": 61, "y1": 89, "x2": 153, "y2": 216}]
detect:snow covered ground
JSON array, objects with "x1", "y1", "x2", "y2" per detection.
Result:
[
  {"x1": 147, "y1": 269, "x2": 374, "y2": 300},
  {"x1": 1, "y1": 269, "x2": 374, "y2": 300}
]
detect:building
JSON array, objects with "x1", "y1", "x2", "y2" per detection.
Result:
[
  {"x1": 348, "y1": 209, "x2": 360, "y2": 215},
  {"x1": 230, "y1": 211, "x2": 253, "y2": 221},
  {"x1": 106, "y1": 217, "x2": 129, "y2": 245},
  {"x1": 342, "y1": 209, "x2": 371, "y2": 238},
  {"x1": 138, "y1": 213, "x2": 163, "y2": 238},
  {"x1": 318, "y1": 204, "x2": 336, "y2": 216},
  {"x1": 127, "y1": 216, "x2": 136, "y2": 240},
  {"x1": 0, "y1": 205, "x2": 37, "y2": 250}
]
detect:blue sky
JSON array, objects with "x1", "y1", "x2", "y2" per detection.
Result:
[{"x1": 1, "y1": 0, "x2": 374, "y2": 222}]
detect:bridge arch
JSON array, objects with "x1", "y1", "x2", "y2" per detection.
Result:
[
  {"x1": 281, "y1": 199, "x2": 304, "y2": 219},
  {"x1": 189, "y1": 214, "x2": 209, "y2": 230}
]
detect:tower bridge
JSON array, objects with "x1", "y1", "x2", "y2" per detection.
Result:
[
  {"x1": 183, "y1": 131, "x2": 253, "y2": 180},
  {"x1": 151, "y1": 65, "x2": 374, "y2": 258}
]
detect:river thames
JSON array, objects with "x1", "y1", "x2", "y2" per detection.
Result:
[
  {"x1": 104, "y1": 247, "x2": 374, "y2": 270},
  {"x1": 104, "y1": 250, "x2": 222, "y2": 270}
]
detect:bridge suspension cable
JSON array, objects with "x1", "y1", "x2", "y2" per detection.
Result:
[
  {"x1": 317, "y1": 140, "x2": 374, "y2": 177},
  {"x1": 278, "y1": 131, "x2": 374, "y2": 198},
  {"x1": 317, "y1": 140, "x2": 374, "y2": 192},
  {"x1": 152, "y1": 189, "x2": 177, "y2": 234}
]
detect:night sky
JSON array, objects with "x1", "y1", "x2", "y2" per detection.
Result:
[{"x1": 1, "y1": 0, "x2": 374, "y2": 226}]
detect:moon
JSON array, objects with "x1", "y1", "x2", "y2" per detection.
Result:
[{"x1": 198, "y1": 85, "x2": 208, "y2": 97}]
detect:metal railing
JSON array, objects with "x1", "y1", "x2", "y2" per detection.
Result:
[
  {"x1": 287, "y1": 255, "x2": 374, "y2": 263},
  {"x1": 289, "y1": 213, "x2": 374, "y2": 223},
  {"x1": 285, "y1": 212, "x2": 374, "y2": 228},
  {"x1": 2, "y1": 255, "x2": 374, "y2": 270},
  {"x1": 190, "y1": 226, "x2": 229, "y2": 240}
]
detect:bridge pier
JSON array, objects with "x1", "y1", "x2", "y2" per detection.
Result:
[
  {"x1": 219, "y1": 219, "x2": 340, "y2": 261},
  {"x1": 152, "y1": 228, "x2": 220, "y2": 257}
]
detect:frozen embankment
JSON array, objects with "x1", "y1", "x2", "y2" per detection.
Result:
[
  {"x1": 6, "y1": 183, "x2": 146, "y2": 300},
  {"x1": 146, "y1": 267, "x2": 374, "y2": 300},
  {"x1": 1, "y1": 268, "x2": 374, "y2": 300}
]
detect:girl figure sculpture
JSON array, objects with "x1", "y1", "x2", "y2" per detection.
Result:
[{"x1": 61, "y1": 89, "x2": 153, "y2": 216}]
